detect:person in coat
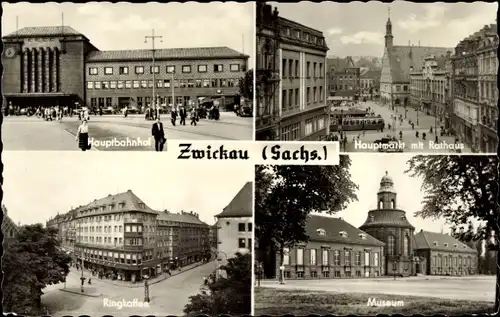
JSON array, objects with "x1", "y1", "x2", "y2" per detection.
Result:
[
  {"x1": 76, "y1": 119, "x2": 91, "y2": 151},
  {"x1": 151, "y1": 117, "x2": 165, "y2": 151}
]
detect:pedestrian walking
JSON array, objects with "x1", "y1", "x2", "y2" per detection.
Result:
[
  {"x1": 179, "y1": 106, "x2": 187, "y2": 125},
  {"x1": 151, "y1": 117, "x2": 166, "y2": 152},
  {"x1": 76, "y1": 119, "x2": 91, "y2": 151},
  {"x1": 190, "y1": 108, "x2": 197, "y2": 126},
  {"x1": 171, "y1": 107, "x2": 177, "y2": 126}
]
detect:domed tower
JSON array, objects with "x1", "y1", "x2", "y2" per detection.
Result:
[{"x1": 359, "y1": 172, "x2": 416, "y2": 277}]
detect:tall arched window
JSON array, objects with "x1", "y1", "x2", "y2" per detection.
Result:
[
  {"x1": 378, "y1": 200, "x2": 383, "y2": 209},
  {"x1": 403, "y1": 235, "x2": 409, "y2": 256},
  {"x1": 387, "y1": 235, "x2": 395, "y2": 255},
  {"x1": 390, "y1": 200, "x2": 395, "y2": 209}
]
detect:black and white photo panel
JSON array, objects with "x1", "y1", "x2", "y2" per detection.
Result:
[
  {"x1": 255, "y1": 1, "x2": 498, "y2": 155},
  {"x1": 2, "y1": 152, "x2": 253, "y2": 316},
  {"x1": 254, "y1": 154, "x2": 497, "y2": 315}
]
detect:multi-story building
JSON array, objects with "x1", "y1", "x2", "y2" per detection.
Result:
[
  {"x1": 476, "y1": 24, "x2": 498, "y2": 153},
  {"x1": 255, "y1": 2, "x2": 329, "y2": 141},
  {"x1": 414, "y1": 230, "x2": 477, "y2": 275},
  {"x1": 256, "y1": 2, "x2": 281, "y2": 140},
  {"x1": 360, "y1": 69, "x2": 381, "y2": 100},
  {"x1": 327, "y1": 56, "x2": 360, "y2": 100},
  {"x1": 216, "y1": 182, "x2": 253, "y2": 261},
  {"x1": 46, "y1": 190, "x2": 210, "y2": 283},
  {"x1": 380, "y1": 13, "x2": 452, "y2": 110},
  {"x1": 85, "y1": 48, "x2": 248, "y2": 112},
  {"x1": 2, "y1": 205, "x2": 20, "y2": 247},
  {"x1": 279, "y1": 215, "x2": 385, "y2": 279},
  {"x1": 2, "y1": 26, "x2": 248, "y2": 113},
  {"x1": 450, "y1": 24, "x2": 498, "y2": 152},
  {"x1": 262, "y1": 172, "x2": 479, "y2": 280},
  {"x1": 409, "y1": 54, "x2": 450, "y2": 130}
]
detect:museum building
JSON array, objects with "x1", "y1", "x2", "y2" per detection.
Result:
[{"x1": 269, "y1": 173, "x2": 478, "y2": 280}]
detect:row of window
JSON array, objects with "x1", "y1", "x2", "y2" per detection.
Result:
[
  {"x1": 283, "y1": 248, "x2": 380, "y2": 267},
  {"x1": 386, "y1": 235, "x2": 410, "y2": 257},
  {"x1": 287, "y1": 270, "x2": 380, "y2": 278},
  {"x1": 282, "y1": 59, "x2": 324, "y2": 79},
  {"x1": 281, "y1": 26, "x2": 325, "y2": 46},
  {"x1": 87, "y1": 78, "x2": 239, "y2": 90},
  {"x1": 90, "y1": 96, "x2": 195, "y2": 108},
  {"x1": 281, "y1": 86, "x2": 325, "y2": 110},
  {"x1": 305, "y1": 115, "x2": 326, "y2": 136},
  {"x1": 89, "y1": 64, "x2": 242, "y2": 76},
  {"x1": 431, "y1": 254, "x2": 474, "y2": 267},
  {"x1": 238, "y1": 223, "x2": 253, "y2": 232}
]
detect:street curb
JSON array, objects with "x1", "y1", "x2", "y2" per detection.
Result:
[
  {"x1": 59, "y1": 288, "x2": 102, "y2": 297},
  {"x1": 90, "y1": 261, "x2": 210, "y2": 289}
]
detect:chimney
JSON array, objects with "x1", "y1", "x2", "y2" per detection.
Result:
[{"x1": 418, "y1": 40, "x2": 420, "y2": 47}]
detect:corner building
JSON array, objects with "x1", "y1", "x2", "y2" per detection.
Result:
[
  {"x1": 46, "y1": 190, "x2": 210, "y2": 283},
  {"x1": 1, "y1": 26, "x2": 248, "y2": 112},
  {"x1": 255, "y1": 2, "x2": 329, "y2": 141}
]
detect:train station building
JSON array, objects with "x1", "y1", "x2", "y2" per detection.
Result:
[{"x1": 2, "y1": 26, "x2": 249, "y2": 113}]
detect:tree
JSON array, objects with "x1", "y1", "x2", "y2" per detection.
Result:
[
  {"x1": 3, "y1": 224, "x2": 71, "y2": 315},
  {"x1": 238, "y1": 69, "x2": 253, "y2": 99},
  {"x1": 184, "y1": 252, "x2": 251, "y2": 316},
  {"x1": 256, "y1": 156, "x2": 359, "y2": 283},
  {"x1": 405, "y1": 155, "x2": 499, "y2": 309}
]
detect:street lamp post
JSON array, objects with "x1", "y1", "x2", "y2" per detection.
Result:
[
  {"x1": 145, "y1": 29, "x2": 163, "y2": 116},
  {"x1": 144, "y1": 278, "x2": 150, "y2": 303}
]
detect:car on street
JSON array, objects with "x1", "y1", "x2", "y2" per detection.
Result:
[
  {"x1": 128, "y1": 105, "x2": 140, "y2": 114},
  {"x1": 237, "y1": 104, "x2": 253, "y2": 117},
  {"x1": 102, "y1": 106, "x2": 115, "y2": 114}
]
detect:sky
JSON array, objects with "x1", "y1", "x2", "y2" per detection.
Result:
[
  {"x1": 316, "y1": 154, "x2": 484, "y2": 235},
  {"x1": 271, "y1": 1, "x2": 498, "y2": 57},
  {"x1": 2, "y1": 2, "x2": 254, "y2": 66},
  {"x1": 2, "y1": 152, "x2": 253, "y2": 226}
]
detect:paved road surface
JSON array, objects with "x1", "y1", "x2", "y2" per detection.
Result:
[
  {"x1": 41, "y1": 261, "x2": 216, "y2": 316},
  {"x1": 3, "y1": 113, "x2": 253, "y2": 151},
  {"x1": 258, "y1": 275, "x2": 495, "y2": 302},
  {"x1": 339, "y1": 101, "x2": 471, "y2": 153}
]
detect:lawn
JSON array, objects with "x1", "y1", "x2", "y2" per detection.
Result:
[{"x1": 254, "y1": 287, "x2": 494, "y2": 315}]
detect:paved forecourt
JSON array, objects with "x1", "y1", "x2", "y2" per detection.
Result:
[
  {"x1": 259, "y1": 275, "x2": 495, "y2": 302},
  {"x1": 2, "y1": 113, "x2": 253, "y2": 151},
  {"x1": 340, "y1": 100, "x2": 470, "y2": 153},
  {"x1": 41, "y1": 261, "x2": 216, "y2": 317}
]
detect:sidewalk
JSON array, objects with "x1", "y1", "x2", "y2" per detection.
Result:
[{"x1": 75, "y1": 260, "x2": 211, "y2": 289}]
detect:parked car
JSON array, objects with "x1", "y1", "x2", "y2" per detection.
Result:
[
  {"x1": 102, "y1": 106, "x2": 114, "y2": 114},
  {"x1": 237, "y1": 104, "x2": 253, "y2": 117},
  {"x1": 128, "y1": 105, "x2": 139, "y2": 114}
]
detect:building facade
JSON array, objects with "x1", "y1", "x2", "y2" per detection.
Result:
[
  {"x1": 85, "y1": 48, "x2": 248, "y2": 112},
  {"x1": 1, "y1": 26, "x2": 98, "y2": 112},
  {"x1": 46, "y1": 190, "x2": 210, "y2": 283},
  {"x1": 256, "y1": 2, "x2": 281, "y2": 140},
  {"x1": 360, "y1": 69, "x2": 381, "y2": 100},
  {"x1": 255, "y1": 2, "x2": 329, "y2": 141},
  {"x1": 380, "y1": 14, "x2": 452, "y2": 110},
  {"x1": 216, "y1": 182, "x2": 253, "y2": 261},
  {"x1": 2, "y1": 26, "x2": 248, "y2": 113},
  {"x1": 476, "y1": 24, "x2": 498, "y2": 153},
  {"x1": 414, "y1": 230, "x2": 477, "y2": 275},
  {"x1": 359, "y1": 172, "x2": 418, "y2": 277},
  {"x1": 409, "y1": 54, "x2": 450, "y2": 130},
  {"x1": 327, "y1": 56, "x2": 360, "y2": 99},
  {"x1": 279, "y1": 215, "x2": 385, "y2": 279},
  {"x1": 263, "y1": 172, "x2": 479, "y2": 280}
]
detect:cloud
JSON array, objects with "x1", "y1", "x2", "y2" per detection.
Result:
[
  {"x1": 327, "y1": 27, "x2": 342, "y2": 35},
  {"x1": 340, "y1": 31, "x2": 384, "y2": 45},
  {"x1": 397, "y1": 4, "x2": 447, "y2": 33},
  {"x1": 446, "y1": 13, "x2": 497, "y2": 42}
]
